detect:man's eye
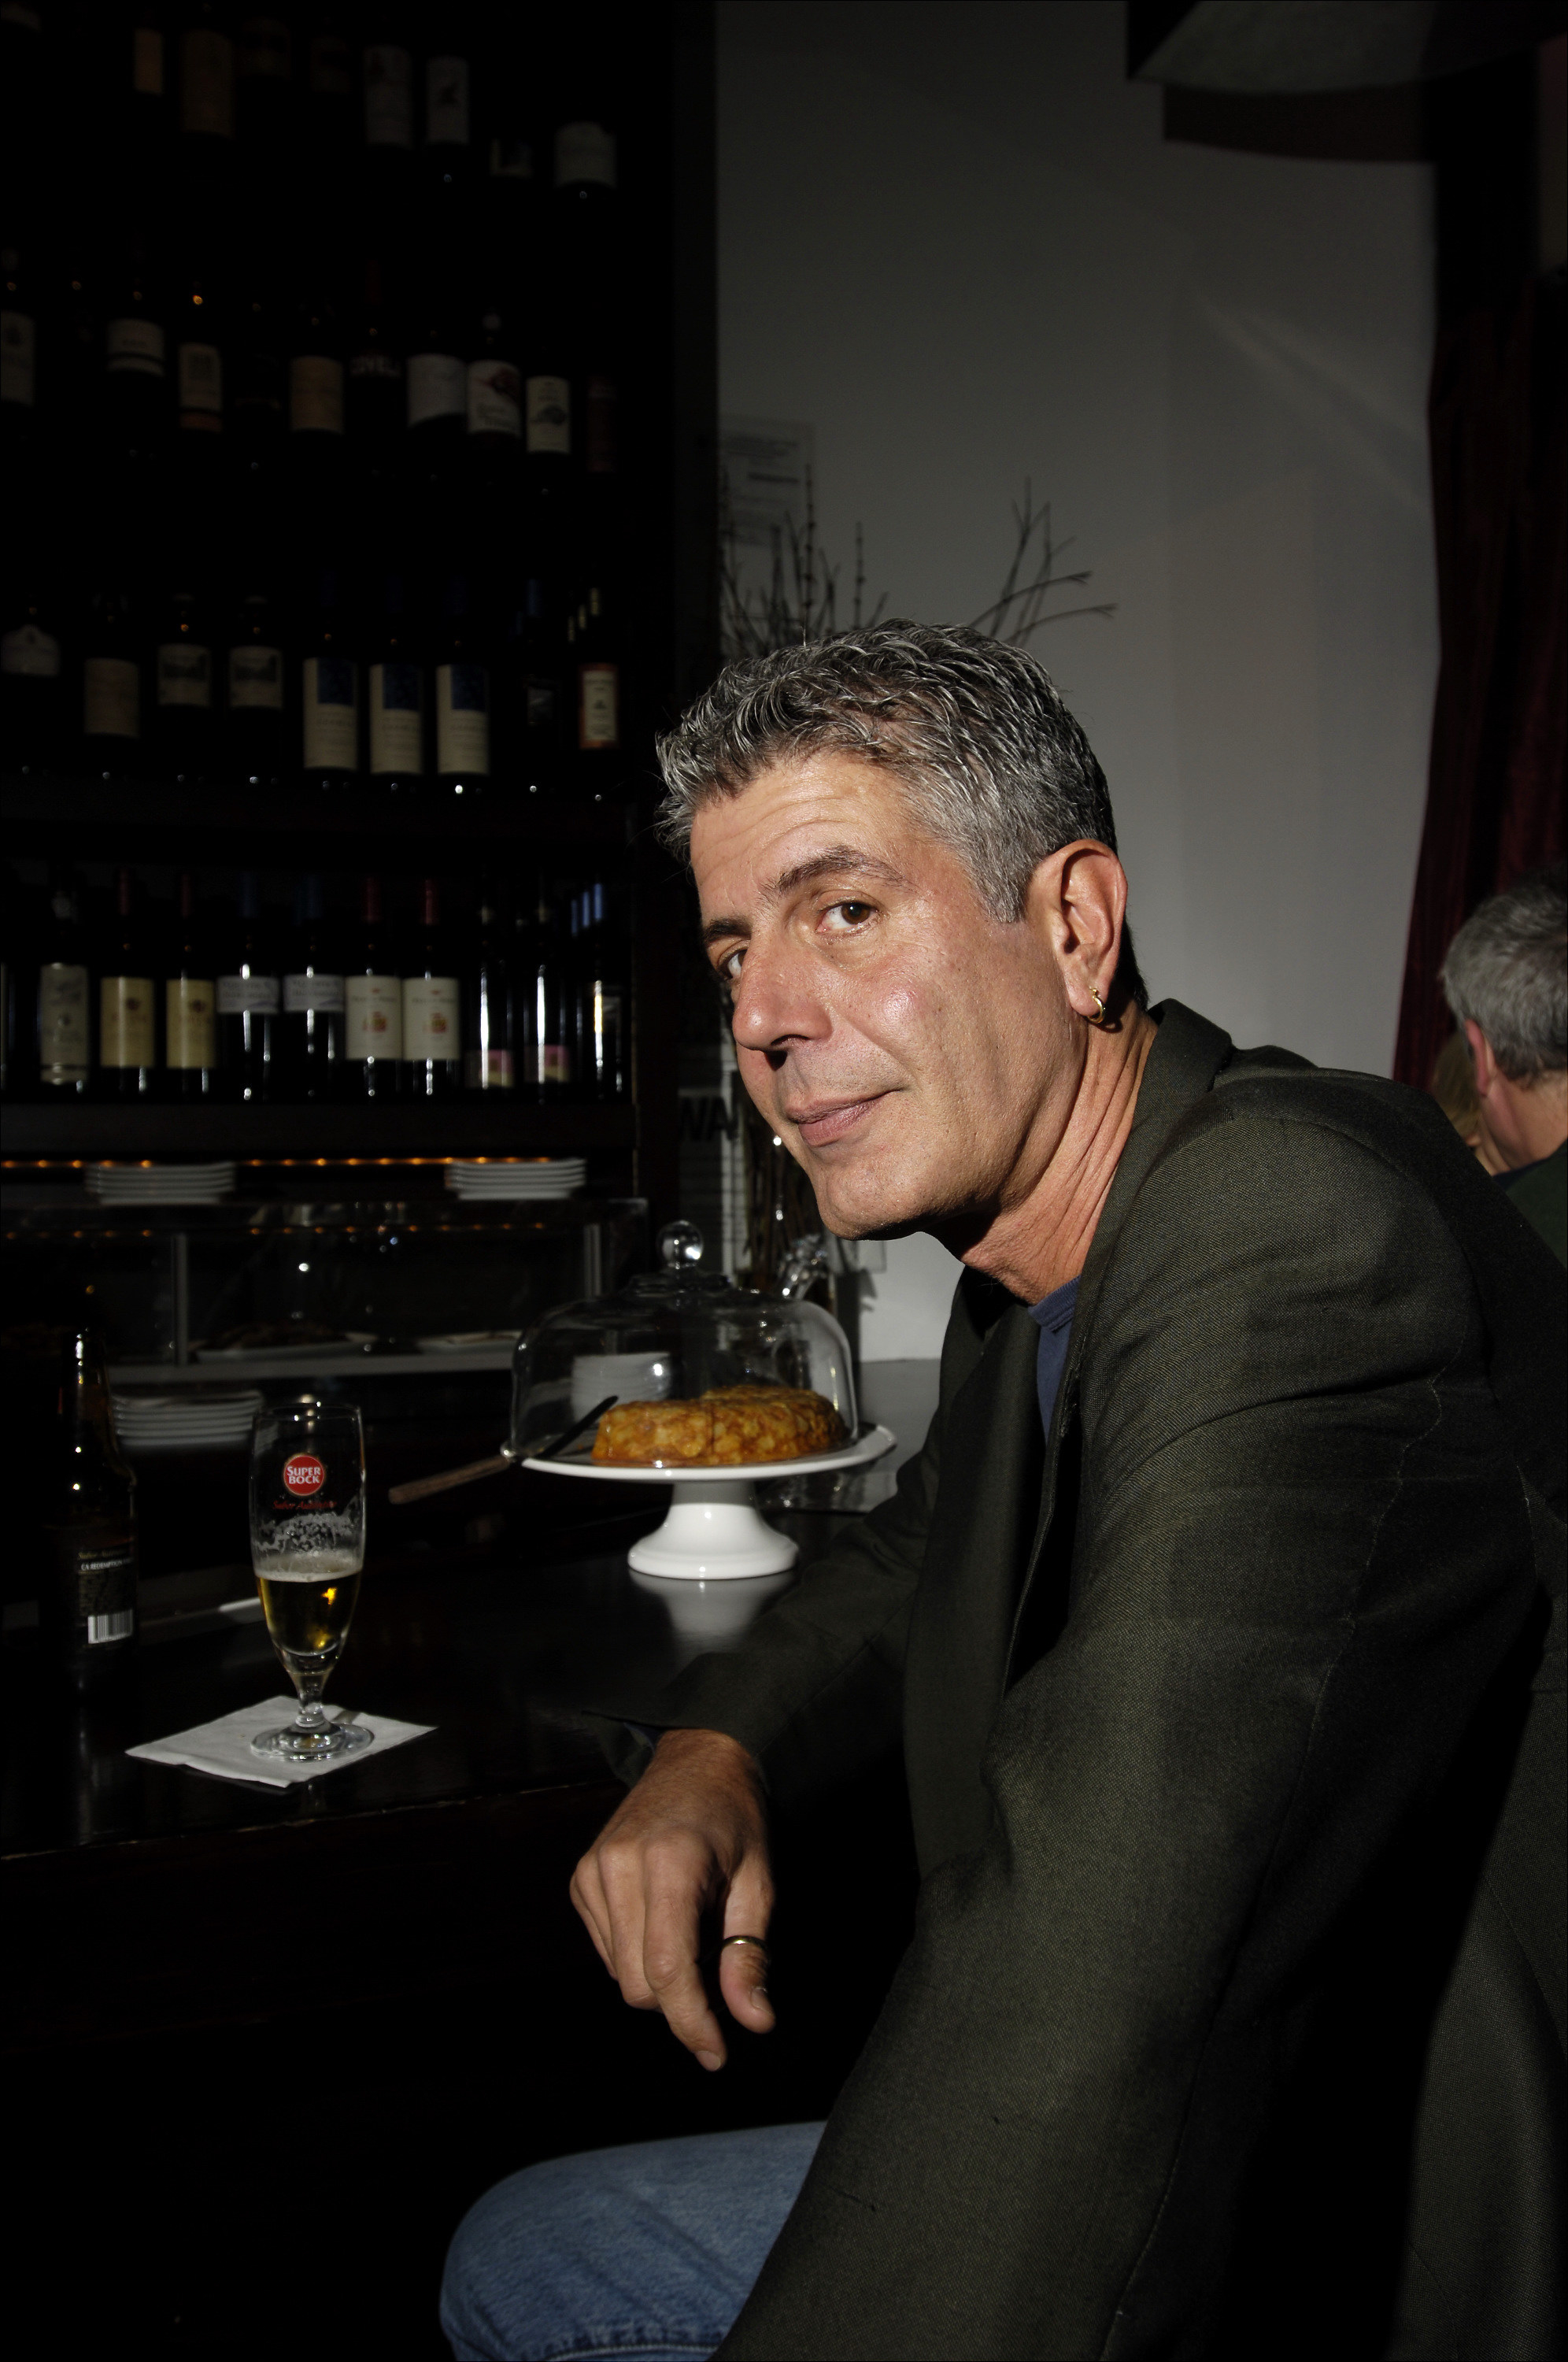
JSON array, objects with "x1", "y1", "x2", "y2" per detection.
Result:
[
  {"x1": 823, "y1": 901, "x2": 875, "y2": 931},
  {"x1": 716, "y1": 947, "x2": 745, "y2": 987}
]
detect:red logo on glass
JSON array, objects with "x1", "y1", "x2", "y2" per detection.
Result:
[{"x1": 283, "y1": 1453, "x2": 327, "y2": 1498}]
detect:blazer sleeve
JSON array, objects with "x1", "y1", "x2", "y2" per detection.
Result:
[{"x1": 718, "y1": 1113, "x2": 1549, "y2": 2359}]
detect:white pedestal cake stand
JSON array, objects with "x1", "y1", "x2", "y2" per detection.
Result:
[{"x1": 521, "y1": 1424, "x2": 897, "y2": 1579}]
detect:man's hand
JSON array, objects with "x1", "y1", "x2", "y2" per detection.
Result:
[{"x1": 570, "y1": 1727, "x2": 775, "y2": 2071}]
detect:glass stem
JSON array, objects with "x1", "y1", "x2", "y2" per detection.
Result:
[{"x1": 288, "y1": 1659, "x2": 331, "y2": 1731}]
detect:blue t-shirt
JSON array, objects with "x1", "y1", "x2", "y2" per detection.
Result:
[{"x1": 1029, "y1": 1279, "x2": 1080, "y2": 1439}]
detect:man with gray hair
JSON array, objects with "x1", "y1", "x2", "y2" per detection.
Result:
[
  {"x1": 1441, "y1": 863, "x2": 1567, "y2": 1264},
  {"x1": 444, "y1": 625, "x2": 1563, "y2": 2361}
]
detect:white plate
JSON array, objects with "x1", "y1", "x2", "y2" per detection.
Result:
[
  {"x1": 415, "y1": 1331, "x2": 524, "y2": 1352},
  {"x1": 193, "y1": 1332, "x2": 378, "y2": 1362},
  {"x1": 522, "y1": 1422, "x2": 896, "y2": 1486}
]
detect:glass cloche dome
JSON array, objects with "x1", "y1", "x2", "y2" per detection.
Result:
[{"x1": 508, "y1": 1221, "x2": 858, "y2": 1469}]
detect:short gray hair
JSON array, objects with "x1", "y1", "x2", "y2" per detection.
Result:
[
  {"x1": 657, "y1": 621, "x2": 1133, "y2": 947},
  {"x1": 1441, "y1": 863, "x2": 1567, "y2": 1082}
]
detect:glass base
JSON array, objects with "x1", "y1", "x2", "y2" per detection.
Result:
[{"x1": 250, "y1": 1719, "x2": 374, "y2": 1764}]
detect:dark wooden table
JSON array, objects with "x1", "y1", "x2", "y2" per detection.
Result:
[{"x1": 2, "y1": 1507, "x2": 916, "y2": 2357}]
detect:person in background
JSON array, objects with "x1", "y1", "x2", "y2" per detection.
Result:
[
  {"x1": 1441, "y1": 862, "x2": 1567, "y2": 1266},
  {"x1": 1429, "y1": 1028, "x2": 1503, "y2": 1168}
]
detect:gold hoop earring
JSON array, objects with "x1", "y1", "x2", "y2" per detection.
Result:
[{"x1": 1089, "y1": 990, "x2": 1107, "y2": 1024}]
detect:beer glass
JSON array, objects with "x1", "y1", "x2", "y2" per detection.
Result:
[{"x1": 248, "y1": 1402, "x2": 372, "y2": 1763}]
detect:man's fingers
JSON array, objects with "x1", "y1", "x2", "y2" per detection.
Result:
[
  {"x1": 642, "y1": 1873, "x2": 727, "y2": 2068},
  {"x1": 718, "y1": 1864, "x2": 777, "y2": 2033},
  {"x1": 568, "y1": 1857, "x2": 616, "y2": 1975}
]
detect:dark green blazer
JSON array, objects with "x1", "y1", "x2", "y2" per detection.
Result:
[{"x1": 651, "y1": 1002, "x2": 1566, "y2": 2360}]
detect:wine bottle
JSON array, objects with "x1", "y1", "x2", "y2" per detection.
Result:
[
  {"x1": 367, "y1": 565, "x2": 426, "y2": 798},
  {"x1": 124, "y1": 8, "x2": 173, "y2": 181},
  {"x1": 290, "y1": 272, "x2": 345, "y2": 444},
  {"x1": 2, "y1": 237, "x2": 37, "y2": 442},
  {"x1": 361, "y1": 10, "x2": 413, "y2": 155},
  {"x1": 98, "y1": 865, "x2": 158, "y2": 1101},
  {"x1": 464, "y1": 894, "x2": 513, "y2": 1093},
  {"x1": 225, "y1": 578, "x2": 286, "y2": 783},
  {"x1": 405, "y1": 246, "x2": 466, "y2": 479},
  {"x1": 0, "y1": 862, "x2": 32, "y2": 1100},
  {"x1": 467, "y1": 291, "x2": 521, "y2": 471},
  {"x1": 402, "y1": 876, "x2": 461, "y2": 1098},
  {"x1": 579, "y1": 879, "x2": 627, "y2": 1101},
  {"x1": 230, "y1": 246, "x2": 285, "y2": 481},
  {"x1": 345, "y1": 872, "x2": 401, "y2": 1097},
  {"x1": 80, "y1": 575, "x2": 145, "y2": 777},
  {"x1": 518, "y1": 882, "x2": 572, "y2": 1101},
  {"x1": 280, "y1": 873, "x2": 346, "y2": 1101},
  {"x1": 298, "y1": 563, "x2": 358, "y2": 794},
  {"x1": 35, "y1": 872, "x2": 91, "y2": 1101},
  {"x1": 179, "y1": 3, "x2": 236, "y2": 150},
  {"x1": 434, "y1": 566, "x2": 490, "y2": 798},
  {"x1": 235, "y1": 10, "x2": 292, "y2": 153},
  {"x1": 172, "y1": 246, "x2": 224, "y2": 439},
  {"x1": 423, "y1": 14, "x2": 472, "y2": 192},
  {"x1": 41, "y1": 1328, "x2": 139, "y2": 1697},
  {"x1": 346, "y1": 250, "x2": 404, "y2": 464},
  {"x1": 303, "y1": 12, "x2": 355, "y2": 190},
  {"x1": 103, "y1": 225, "x2": 165, "y2": 458},
  {"x1": 216, "y1": 870, "x2": 279, "y2": 1102},
  {"x1": 163, "y1": 869, "x2": 218, "y2": 1101},
  {"x1": 153, "y1": 581, "x2": 216, "y2": 779},
  {"x1": 569, "y1": 580, "x2": 620, "y2": 795},
  {"x1": 1, "y1": 562, "x2": 66, "y2": 772}
]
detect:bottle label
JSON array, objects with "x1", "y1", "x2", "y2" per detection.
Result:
[
  {"x1": 346, "y1": 974, "x2": 402, "y2": 1060},
  {"x1": 217, "y1": 973, "x2": 280, "y2": 1016},
  {"x1": 302, "y1": 657, "x2": 357, "y2": 771},
  {"x1": 555, "y1": 121, "x2": 616, "y2": 189},
  {"x1": 437, "y1": 664, "x2": 490, "y2": 776},
  {"x1": 364, "y1": 43, "x2": 412, "y2": 146},
  {"x1": 100, "y1": 976, "x2": 156, "y2": 1068},
  {"x1": 290, "y1": 354, "x2": 344, "y2": 434},
  {"x1": 465, "y1": 1046, "x2": 515, "y2": 1090},
  {"x1": 349, "y1": 348, "x2": 401, "y2": 385},
  {"x1": 228, "y1": 644, "x2": 283, "y2": 709},
  {"x1": 2, "y1": 623, "x2": 61, "y2": 677},
  {"x1": 178, "y1": 339, "x2": 223, "y2": 427},
  {"x1": 1, "y1": 308, "x2": 36, "y2": 407},
  {"x1": 468, "y1": 357, "x2": 521, "y2": 439},
  {"x1": 53, "y1": 1537, "x2": 137, "y2": 1639},
  {"x1": 133, "y1": 25, "x2": 164, "y2": 94},
  {"x1": 166, "y1": 976, "x2": 216, "y2": 1068},
  {"x1": 369, "y1": 661, "x2": 423, "y2": 773},
  {"x1": 579, "y1": 662, "x2": 619, "y2": 750},
  {"x1": 526, "y1": 374, "x2": 571, "y2": 455},
  {"x1": 157, "y1": 642, "x2": 213, "y2": 709},
  {"x1": 586, "y1": 374, "x2": 616, "y2": 473},
  {"x1": 407, "y1": 350, "x2": 465, "y2": 428},
  {"x1": 106, "y1": 317, "x2": 166, "y2": 378},
  {"x1": 181, "y1": 26, "x2": 235, "y2": 138},
  {"x1": 39, "y1": 962, "x2": 89, "y2": 1082},
  {"x1": 83, "y1": 656, "x2": 140, "y2": 739},
  {"x1": 426, "y1": 55, "x2": 469, "y2": 144},
  {"x1": 283, "y1": 972, "x2": 346, "y2": 1014},
  {"x1": 525, "y1": 1043, "x2": 572, "y2": 1086},
  {"x1": 403, "y1": 976, "x2": 460, "y2": 1060}
]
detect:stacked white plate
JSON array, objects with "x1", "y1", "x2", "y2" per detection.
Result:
[
  {"x1": 87, "y1": 1161, "x2": 235, "y2": 1206},
  {"x1": 112, "y1": 1388, "x2": 264, "y2": 1454},
  {"x1": 445, "y1": 1158, "x2": 586, "y2": 1201}
]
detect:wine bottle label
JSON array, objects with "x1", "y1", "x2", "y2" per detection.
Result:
[
  {"x1": 133, "y1": 25, "x2": 164, "y2": 94},
  {"x1": 302, "y1": 657, "x2": 357, "y2": 771},
  {"x1": 407, "y1": 351, "x2": 465, "y2": 428},
  {"x1": 364, "y1": 43, "x2": 412, "y2": 146},
  {"x1": 2, "y1": 623, "x2": 61, "y2": 676},
  {"x1": 369, "y1": 661, "x2": 423, "y2": 772},
  {"x1": 436, "y1": 664, "x2": 490, "y2": 775},
  {"x1": 283, "y1": 972, "x2": 346, "y2": 1013},
  {"x1": 426, "y1": 55, "x2": 470, "y2": 144},
  {"x1": 106, "y1": 317, "x2": 165, "y2": 377},
  {"x1": 100, "y1": 976, "x2": 155, "y2": 1068},
  {"x1": 579, "y1": 662, "x2": 619, "y2": 750},
  {"x1": 228, "y1": 644, "x2": 283, "y2": 709},
  {"x1": 555, "y1": 122, "x2": 616, "y2": 189},
  {"x1": 52, "y1": 1536, "x2": 137, "y2": 1640},
  {"x1": 525, "y1": 1043, "x2": 572, "y2": 1085},
  {"x1": 586, "y1": 375, "x2": 617, "y2": 473},
  {"x1": 217, "y1": 973, "x2": 281, "y2": 1015},
  {"x1": 181, "y1": 27, "x2": 235, "y2": 137},
  {"x1": 178, "y1": 339, "x2": 223, "y2": 426},
  {"x1": 527, "y1": 681, "x2": 558, "y2": 731},
  {"x1": 2, "y1": 309, "x2": 36, "y2": 407},
  {"x1": 157, "y1": 642, "x2": 213, "y2": 708},
  {"x1": 290, "y1": 354, "x2": 344, "y2": 434},
  {"x1": 39, "y1": 962, "x2": 89, "y2": 1081},
  {"x1": 489, "y1": 133, "x2": 533, "y2": 179},
  {"x1": 403, "y1": 976, "x2": 460, "y2": 1059},
  {"x1": 166, "y1": 976, "x2": 216, "y2": 1068},
  {"x1": 83, "y1": 655, "x2": 140, "y2": 739},
  {"x1": 465, "y1": 1047, "x2": 515, "y2": 1090},
  {"x1": 525, "y1": 375, "x2": 571, "y2": 455},
  {"x1": 349, "y1": 348, "x2": 401, "y2": 385},
  {"x1": 468, "y1": 357, "x2": 521, "y2": 439},
  {"x1": 239, "y1": 18, "x2": 290, "y2": 78},
  {"x1": 346, "y1": 974, "x2": 402, "y2": 1059}
]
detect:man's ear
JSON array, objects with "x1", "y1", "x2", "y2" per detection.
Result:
[
  {"x1": 1027, "y1": 842, "x2": 1126, "y2": 1017},
  {"x1": 1463, "y1": 1020, "x2": 1498, "y2": 1098}
]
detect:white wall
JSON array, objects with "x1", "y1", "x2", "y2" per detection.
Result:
[{"x1": 717, "y1": 0, "x2": 1440, "y2": 1357}]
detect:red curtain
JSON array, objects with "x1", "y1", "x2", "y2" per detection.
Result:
[{"x1": 1393, "y1": 273, "x2": 1566, "y2": 1087}]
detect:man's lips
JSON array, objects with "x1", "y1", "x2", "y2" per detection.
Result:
[{"x1": 784, "y1": 1094, "x2": 887, "y2": 1149}]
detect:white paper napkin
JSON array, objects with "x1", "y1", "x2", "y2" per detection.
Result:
[{"x1": 128, "y1": 1697, "x2": 435, "y2": 1789}]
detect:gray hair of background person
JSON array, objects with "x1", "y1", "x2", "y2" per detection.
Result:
[
  {"x1": 1440, "y1": 863, "x2": 1568, "y2": 1081},
  {"x1": 656, "y1": 623, "x2": 1147, "y2": 1005}
]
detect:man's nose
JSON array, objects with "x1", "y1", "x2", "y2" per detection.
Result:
[{"x1": 730, "y1": 936, "x2": 830, "y2": 1055}]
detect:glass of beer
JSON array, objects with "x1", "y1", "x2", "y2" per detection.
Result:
[{"x1": 248, "y1": 1401, "x2": 372, "y2": 1764}]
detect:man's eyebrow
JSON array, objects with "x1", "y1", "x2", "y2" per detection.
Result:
[{"x1": 701, "y1": 849, "x2": 908, "y2": 948}]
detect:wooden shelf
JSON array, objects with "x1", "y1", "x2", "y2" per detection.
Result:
[{"x1": 0, "y1": 1101, "x2": 638, "y2": 1160}]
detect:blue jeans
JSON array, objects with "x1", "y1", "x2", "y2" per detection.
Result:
[{"x1": 440, "y1": 2121, "x2": 824, "y2": 2361}]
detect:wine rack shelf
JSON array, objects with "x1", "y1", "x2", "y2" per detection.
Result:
[{"x1": 0, "y1": 1101, "x2": 637, "y2": 1161}]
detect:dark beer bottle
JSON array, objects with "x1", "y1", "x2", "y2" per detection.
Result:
[{"x1": 42, "y1": 1329, "x2": 139, "y2": 1694}]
